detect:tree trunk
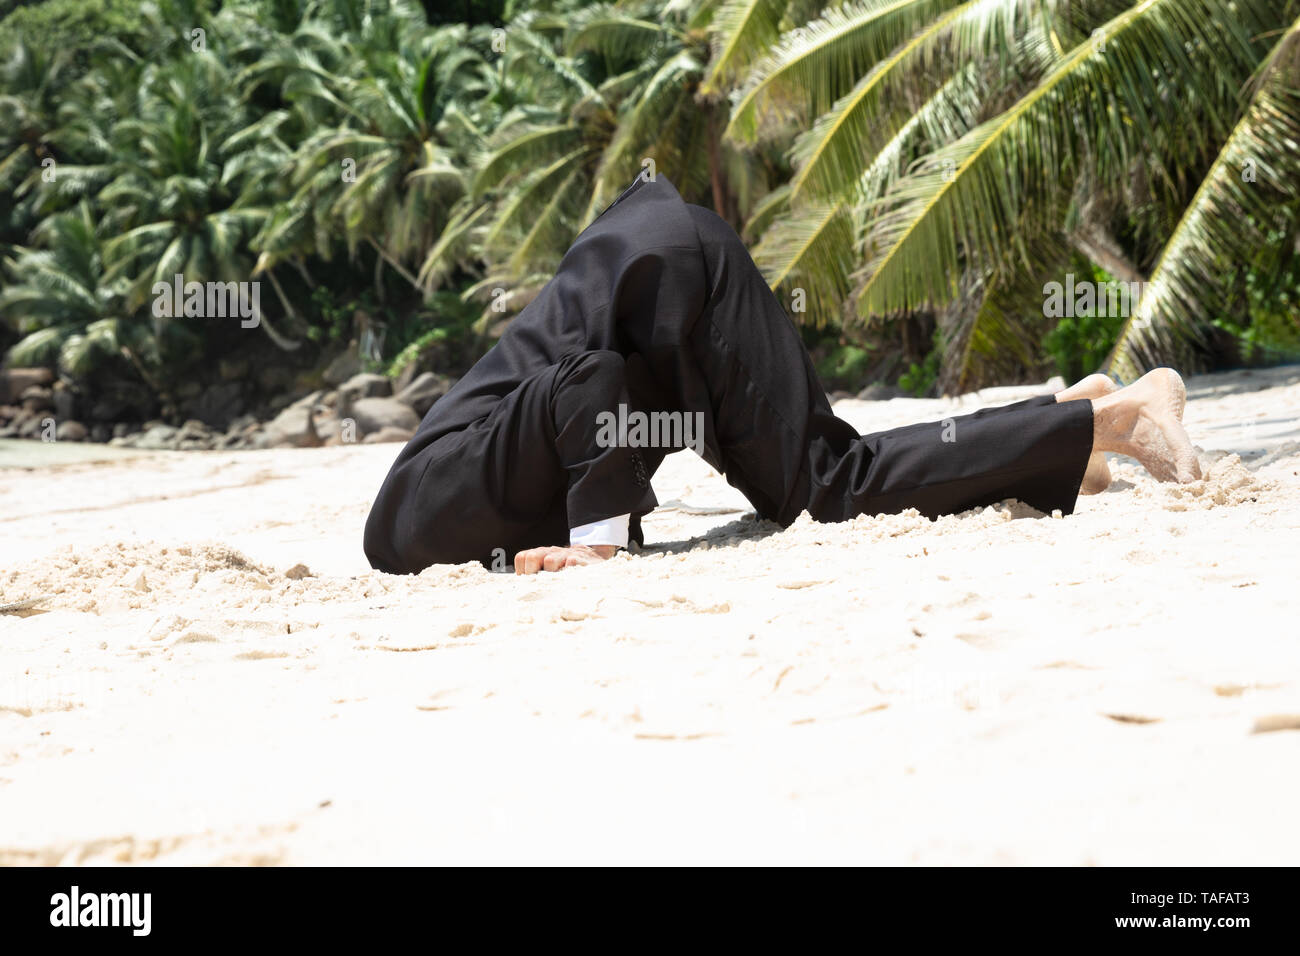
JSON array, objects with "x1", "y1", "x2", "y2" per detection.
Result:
[
  {"x1": 707, "y1": 106, "x2": 734, "y2": 227},
  {"x1": 1070, "y1": 225, "x2": 1144, "y2": 285}
]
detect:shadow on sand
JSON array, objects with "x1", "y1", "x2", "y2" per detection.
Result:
[{"x1": 637, "y1": 513, "x2": 781, "y2": 557}]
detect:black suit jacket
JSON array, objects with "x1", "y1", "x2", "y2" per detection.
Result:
[{"x1": 398, "y1": 174, "x2": 713, "y2": 547}]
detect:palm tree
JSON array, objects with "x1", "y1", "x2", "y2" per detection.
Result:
[
  {"x1": 249, "y1": 8, "x2": 485, "y2": 301},
  {"x1": 425, "y1": 1, "x2": 770, "y2": 325},
  {"x1": 1106, "y1": 12, "x2": 1300, "y2": 380},
  {"x1": 0, "y1": 200, "x2": 175, "y2": 398},
  {"x1": 0, "y1": 203, "x2": 135, "y2": 380},
  {"x1": 95, "y1": 51, "x2": 268, "y2": 321},
  {"x1": 7, "y1": 0, "x2": 1294, "y2": 402},
  {"x1": 0, "y1": 41, "x2": 75, "y2": 250},
  {"x1": 716, "y1": 0, "x2": 1300, "y2": 389}
]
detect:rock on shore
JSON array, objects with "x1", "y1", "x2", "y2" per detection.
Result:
[{"x1": 0, "y1": 365, "x2": 458, "y2": 453}]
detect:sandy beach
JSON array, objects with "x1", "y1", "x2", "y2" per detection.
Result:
[{"x1": 2, "y1": 365, "x2": 1298, "y2": 865}]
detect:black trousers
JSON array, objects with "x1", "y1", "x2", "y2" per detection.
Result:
[{"x1": 364, "y1": 199, "x2": 1093, "y2": 574}]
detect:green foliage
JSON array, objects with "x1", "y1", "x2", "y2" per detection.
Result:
[
  {"x1": 898, "y1": 330, "x2": 942, "y2": 397},
  {"x1": 305, "y1": 288, "x2": 363, "y2": 349},
  {"x1": 305, "y1": 284, "x2": 481, "y2": 378},
  {"x1": 814, "y1": 341, "x2": 873, "y2": 390},
  {"x1": 0, "y1": 0, "x2": 151, "y2": 50},
  {"x1": 386, "y1": 291, "x2": 480, "y2": 379},
  {"x1": 1044, "y1": 311, "x2": 1126, "y2": 385},
  {"x1": 2, "y1": 0, "x2": 1299, "y2": 414},
  {"x1": 1042, "y1": 266, "x2": 1128, "y2": 383},
  {"x1": 1212, "y1": 255, "x2": 1300, "y2": 363},
  {"x1": 735, "y1": 0, "x2": 1300, "y2": 389}
]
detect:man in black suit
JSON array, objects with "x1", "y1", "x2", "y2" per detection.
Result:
[{"x1": 364, "y1": 175, "x2": 1198, "y2": 575}]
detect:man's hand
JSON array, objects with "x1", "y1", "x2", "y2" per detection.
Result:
[{"x1": 514, "y1": 544, "x2": 618, "y2": 574}]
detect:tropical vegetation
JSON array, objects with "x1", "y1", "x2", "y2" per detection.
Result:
[{"x1": 1, "y1": 0, "x2": 1297, "y2": 415}]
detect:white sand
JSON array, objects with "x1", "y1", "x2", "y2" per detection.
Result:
[{"x1": 2, "y1": 366, "x2": 1298, "y2": 865}]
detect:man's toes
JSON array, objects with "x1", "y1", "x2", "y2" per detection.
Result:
[
  {"x1": 1178, "y1": 450, "x2": 1203, "y2": 483},
  {"x1": 1143, "y1": 414, "x2": 1199, "y2": 483},
  {"x1": 1080, "y1": 452, "x2": 1112, "y2": 494}
]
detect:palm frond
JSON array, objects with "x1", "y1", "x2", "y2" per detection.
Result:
[
  {"x1": 482, "y1": 146, "x2": 595, "y2": 258},
  {"x1": 752, "y1": 199, "x2": 854, "y2": 325},
  {"x1": 583, "y1": 50, "x2": 705, "y2": 222},
  {"x1": 701, "y1": 0, "x2": 789, "y2": 95},
  {"x1": 7, "y1": 325, "x2": 72, "y2": 367},
  {"x1": 725, "y1": 0, "x2": 966, "y2": 142},
  {"x1": 787, "y1": 0, "x2": 1044, "y2": 202},
  {"x1": 1107, "y1": 11, "x2": 1300, "y2": 380},
  {"x1": 509, "y1": 168, "x2": 588, "y2": 275},
  {"x1": 472, "y1": 123, "x2": 582, "y2": 196},
  {"x1": 854, "y1": 61, "x2": 986, "y2": 207},
  {"x1": 417, "y1": 202, "x2": 491, "y2": 293},
  {"x1": 60, "y1": 318, "x2": 120, "y2": 378},
  {"x1": 568, "y1": 10, "x2": 672, "y2": 61},
  {"x1": 742, "y1": 182, "x2": 792, "y2": 243},
  {"x1": 853, "y1": 0, "x2": 1276, "y2": 320}
]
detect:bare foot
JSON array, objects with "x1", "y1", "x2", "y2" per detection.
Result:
[
  {"x1": 1055, "y1": 372, "x2": 1118, "y2": 404},
  {"x1": 1056, "y1": 374, "x2": 1120, "y2": 494},
  {"x1": 1091, "y1": 368, "x2": 1200, "y2": 483},
  {"x1": 1080, "y1": 453, "x2": 1113, "y2": 496}
]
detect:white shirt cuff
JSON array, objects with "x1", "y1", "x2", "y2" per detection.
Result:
[{"x1": 569, "y1": 513, "x2": 630, "y2": 549}]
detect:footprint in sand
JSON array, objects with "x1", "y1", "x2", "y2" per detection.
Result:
[
  {"x1": 172, "y1": 630, "x2": 219, "y2": 645},
  {"x1": 233, "y1": 649, "x2": 291, "y2": 661}
]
